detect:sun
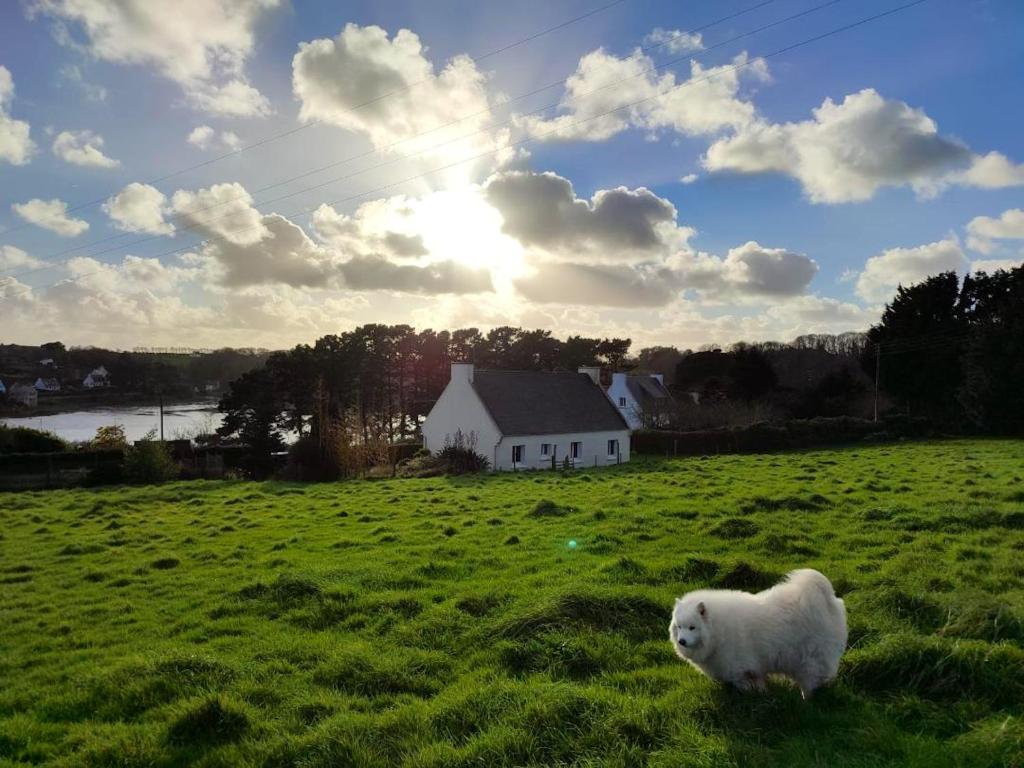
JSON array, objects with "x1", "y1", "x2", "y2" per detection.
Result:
[{"x1": 407, "y1": 186, "x2": 527, "y2": 282}]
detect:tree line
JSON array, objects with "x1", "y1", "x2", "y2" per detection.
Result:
[
  {"x1": 216, "y1": 263, "x2": 1024, "y2": 473},
  {"x1": 866, "y1": 265, "x2": 1024, "y2": 433}
]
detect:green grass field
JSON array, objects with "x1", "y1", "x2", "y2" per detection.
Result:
[{"x1": 2, "y1": 440, "x2": 1024, "y2": 767}]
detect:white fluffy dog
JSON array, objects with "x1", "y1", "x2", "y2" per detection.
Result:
[{"x1": 669, "y1": 568, "x2": 847, "y2": 698}]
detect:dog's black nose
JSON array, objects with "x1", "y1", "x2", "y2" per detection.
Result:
[{"x1": 678, "y1": 638, "x2": 687, "y2": 647}]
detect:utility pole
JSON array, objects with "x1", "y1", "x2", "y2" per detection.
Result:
[{"x1": 873, "y1": 342, "x2": 880, "y2": 423}]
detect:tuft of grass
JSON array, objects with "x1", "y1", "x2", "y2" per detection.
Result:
[
  {"x1": 166, "y1": 696, "x2": 249, "y2": 746},
  {"x1": 527, "y1": 499, "x2": 571, "y2": 518},
  {"x1": 843, "y1": 634, "x2": 1024, "y2": 706},
  {"x1": 710, "y1": 518, "x2": 759, "y2": 539}
]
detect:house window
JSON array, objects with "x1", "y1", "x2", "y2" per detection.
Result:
[
  {"x1": 618, "y1": 396, "x2": 627, "y2": 407},
  {"x1": 607, "y1": 439, "x2": 619, "y2": 457},
  {"x1": 540, "y1": 443, "x2": 552, "y2": 457},
  {"x1": 512, "y1": 445, "x2": 525, "y2": 464},
  {"x1": 570, "y1": 441, "x2": 582, "y2": 460}
]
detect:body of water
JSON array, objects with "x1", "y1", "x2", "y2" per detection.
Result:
[{"x1": 1, "y1": 402, "x2": 222, "y2": 444}]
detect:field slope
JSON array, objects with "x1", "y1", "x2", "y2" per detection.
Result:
[{"x1": 2, "y1": 440, "x2": 1024, "y2": 767}]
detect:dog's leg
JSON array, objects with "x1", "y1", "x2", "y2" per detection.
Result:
[
  {"x1": 797, "y1": 674, "x2": 824, "y2": 700},
  {"x1": 736, "y1": 671, "x2": 764, "y2": 693}
]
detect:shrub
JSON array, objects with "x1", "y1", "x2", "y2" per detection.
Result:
[
  {"x1": 436, "y1": 430, "x2": 490, "y2": 475},
  {"x1": 91, "y1": 425, "x2": 127, "y2": 450},
  {"x1": 124, "y1": 431, "x2": 179, "y2": 484},
  {"x1": 0, "y1": 425, "x2": 67, "y2": 454}
]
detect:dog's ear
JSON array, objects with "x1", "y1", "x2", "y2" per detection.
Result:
[{"x1": 697, "y1": 601, "x2": 706, "y2": 618}]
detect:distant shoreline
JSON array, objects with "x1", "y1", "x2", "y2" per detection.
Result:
[{"x1": 0, "y1": 392, "x2": 220, "y2": 418}]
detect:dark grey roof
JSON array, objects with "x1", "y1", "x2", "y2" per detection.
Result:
[
  {"x1": 625, "y1": 375, "x2": 672, "y2": 406},
  {"x1": 472, "y1": 370, "x2": 628, "y2": 436}
]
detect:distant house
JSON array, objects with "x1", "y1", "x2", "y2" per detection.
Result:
[
  {"x1": 39, "y1": 358, "x2": 55, "y2": 367},
  {"x1": 9, "y1": 384, "x2": 38, "y2": 407},
  {"x1": 422, "y1": 363, "x2": 630, "y2": 471},
  {"x1": 83, "y1": 366, "x2": 110, "y2": 389},
  {"x1": 606, "y1": 372, "x2": 674, "y2": 430},
  {"x1": 34, "y1": 377, "x2": 60, "y2": 392}
]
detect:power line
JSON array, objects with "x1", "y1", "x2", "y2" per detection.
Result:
[
  {"x1": 8, "y1": 0, "x2": 785, "y2": 278},
  {"x1": 0, "y1": 0, "x2": 631, "y2": 237},
  {"x1": 0, "y1": 0, "x2": 932, "y2": 303}
]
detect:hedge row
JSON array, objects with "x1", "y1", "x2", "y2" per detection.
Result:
[{"x1": 631, "y1": 416, "x2": 934, "y2": 456}]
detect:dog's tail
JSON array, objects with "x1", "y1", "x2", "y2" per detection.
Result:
[{"x1": 787, "y1": 568, "x2": 845, "y2": 616}]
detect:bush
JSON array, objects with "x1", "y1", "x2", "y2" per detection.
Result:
[
  {"x1": 286, "y1": 434, "x2": 342, "y2": 482},
  {"x1": 286, "y1": 418, "x2": 395, "y2": 481},
  {"x1": 0, "y1": 425, "x2": 67, "y2": 454},
  {"x1": 436, "y1": 430, "x2": 490, "y2": 475},
  {"x1": 124, "y1": 431, "x2": 179, "y2": 484},
  {"x1": 91, "y1": 425, "x2": 128, "y2": 450},
  {"x1": 632, "y1": 415, "x2": 933, "y2": 456}
]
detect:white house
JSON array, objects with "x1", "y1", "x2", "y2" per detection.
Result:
[
  {"x1": 83, "y1": 366, "x2": 110, "y2": 389},
  {"x1": 9, "y1": 384, "x2": 38, "y2": 407},
  {"x1": 422, "y1": 363, "x2": 631, "y2": 471},
  {"x1": 34, "y1": 377, "x2": 60, "y2": 392},
  {"x1": 606, "y1": 372, "x2": 673, "y2": 430}
]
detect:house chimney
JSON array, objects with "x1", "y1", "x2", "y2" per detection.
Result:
[
  {"x1": 578, "y1": 366, "x2": 601, "y2": 386},
  {"x1": 451, "y1": 361, "x2": 474, "y2": 383}
]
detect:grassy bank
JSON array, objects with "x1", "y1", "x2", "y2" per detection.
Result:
[{"x1": 2, "y1": 440, "x2": 1023, "y2": 766}]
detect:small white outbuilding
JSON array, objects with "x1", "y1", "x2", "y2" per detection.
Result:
[{"x1": 422, "y1": 363, "x2": 631, "y2": 471}]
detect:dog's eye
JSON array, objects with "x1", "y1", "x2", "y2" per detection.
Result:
[{"x1": 688, "y1": 626, "x2": 695, "y2": 631}]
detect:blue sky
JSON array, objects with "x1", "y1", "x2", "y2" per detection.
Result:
[{"x1": 1, "y1": 0, "x2": 1022, "y2": 350}]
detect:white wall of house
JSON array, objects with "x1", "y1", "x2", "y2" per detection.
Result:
[
  {"x1": 421, "y1": 363, "x2": 502, "y2": 458},
  {"x1": 495, "y1": 430, "x2": 630, "y2": 471},
  {"x1": 607, "y1": 372, "x2": 668, "y2": 430},
  {"x1": 607, "y1": 372, "x2": 642, "y2": 429}
]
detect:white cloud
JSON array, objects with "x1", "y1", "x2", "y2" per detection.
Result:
[
  {"x1": 52, "y1": 129, "x2": 119, "y2": 167},
  {"x1": 186, "y1": 79, "x2": 270, "y2": 118},
  {"x1": 958, "y1": 152, "x2": 1024, "y2": 189},
  {"x1": 971, "y1": 257, "x2": 1023, "y2": 273},
  {"x1": 65, "y1": 254, "x2": 198, "y2": 293},
  {"x1": 58, "y1": 64, "x2": 107, "y2": 102},
  {"x1": 30, "y1": 0, "x2": 279, "y2": 117},
  {"x1": 0, "y1": 65, "x2": 36, "y2": 165},
  {"x1": 193, "y1": 212, "x2": 336, "y2": 288},
  {"x1": 187, "y1": 125, "x2": 241, "y2": 151},
  {"x1": 339, "y1": 254, "x2": 492, "y2": 295},
  {"x1": 103, "y1": 183, "x2": 173, "y2": 235},
  {"x1": 678, "y1": 241, "x2": 819, "y2": 300},
  {"x1": 643, "y1": 28, "x2": 704, "y2": 54},
  {"x1": 515, "y1": 261, "x2": 679, "y2": 307},
  {"x1": 484, "y1": 170, "x2": 690, "y2": 261},
  {"x1": 171, "y1": 182, "x2": 268, "y2": 245},
  {"x1": 0, "y1": 245, "x2": 45, "y2": 270},
  {"x1": 856, "y1": 236, "x2": 967, "y2": 302},
  {"x1": 680, "y1": 173, "x2": 699, "y2": 184},
  {"x1": 966, "y1": 208, "x2": 1024, "y2": 254},
  {"x1": 518, "y1": 49, "x2": 766, "y2": 142},
  {"x1": 11, "y1": 198, "x2": 89, "y2": 237},
  {"x1": 292, "y1": 23, "x2": 513, "y2": 169},
  {"x1": 704, "y1": 89, "x2": 1023, "y2": 203}
]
